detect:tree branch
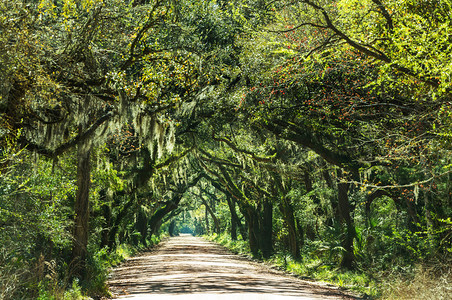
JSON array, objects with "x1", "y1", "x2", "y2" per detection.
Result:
[
  {"x1": 212, "y1": 133, "x2": 276, "y2": 163},
  {"x1": 350, "y1": 169, "x2": 452, "y2": 190},
  {"x1": 21, "y1": 109, "x2": 114, "y2": 158},
  {"x1": 370, "y1": 0, "x2": 393, "y2": 32},
  {"x1": 154, "y1": 146, "x2": 194, "y2": 169}
]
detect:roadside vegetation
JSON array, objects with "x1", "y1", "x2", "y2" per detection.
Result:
[{"x1": 207, "y1": 232, "x2": 451, "y2": 299}]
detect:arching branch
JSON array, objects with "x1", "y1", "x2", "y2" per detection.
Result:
[
  {"x1": 20, "y1": 109, "x2": 114, "y2": 158},
  {"x1": 212, "y1": 133, "x2": 276, "y2": 163}
]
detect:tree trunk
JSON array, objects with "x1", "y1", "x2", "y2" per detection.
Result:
[
  {"x1": 226, "y1": 196, "x2": 247, "y2": 240},
  {"x1": 168, "y1": 220, "x2": 177, "y2": 237},
  {"x1": 205, "y1": 204, "x2": 210, "y2": 234},
  {"x1": 216, "y1": 191, "x2": 237, "y2": 240},
  {"x1": 246, "y1": 208, "x2": 260, "y2": 257},
  {"x1": 230, "y1": 212, "x2": 237, "y2": 240},
  {"x1": 260, "y1": 199, "x2": 273, "y2": 259},
  {"x1": 136, "y1": 206, "x2": 149, "y2": 246},
  {"x1": 337, "y1": 180, "x2": 355, "y2": 269},
  {"x1": 304, "y1": 171, "x2": 321, "y2": 239},
  {"x1": 424, "y1": 180, "x2": 436, "y2": 245},
  {"x1": 296, "y1": 218, "x2": 304, "y2": 249},
  {"x1": 448, "y1": 171, "x2": 452, "y2": 208},
  {"x1": 323, "y1": 166, "x2": 338, "y2": 228},
  {"x1": 148, "y1": 196, "x2": 181, "y2": 235},
  {"x1": 108, "y1": 196, "x2": 135, "y2": 249},
  {"x1": 71, "y1": 145, "x2": 91, "y2": 278},
  {"x1": 100, "y1": 202, "x2": 111, "y2": 249},
  {"x1": 280, "y1": 199, "x2": 300, "y2": 259},
  {"x1": 201, "y1": 196, "x2": 220, "y2": 233}
]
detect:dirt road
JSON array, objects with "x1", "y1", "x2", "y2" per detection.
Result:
[{"x1": 108, "y1": 234, "x2": 358, "y2": 299}]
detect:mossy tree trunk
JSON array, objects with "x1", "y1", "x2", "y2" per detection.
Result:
[
  {"x1": 280, "y1": 198, "x2": 300, "y2": 259},
  {"x1": 71, "y1": 144, "x2": 91, "y2": 278},
  {"x1": 200, "y1": 195, "x2": 220, "y2": 233}
]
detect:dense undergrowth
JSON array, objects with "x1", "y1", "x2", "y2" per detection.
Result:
[
  {"x1": 206, "y1": 232, "x2": 451, "y2": 300},
  {"x1": 1, "y1": 235, "x2": 163, "y2": 300}
]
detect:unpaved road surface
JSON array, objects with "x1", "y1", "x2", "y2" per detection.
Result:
[{"x1": 108, "y1": 234, "x2": 359, "y2": 299}]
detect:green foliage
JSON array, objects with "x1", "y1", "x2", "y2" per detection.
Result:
[
  {"x1": 207, "y1": 232, "x2": 251, "y2": 256},
  {"x1": 84, "y1": 248, "x2": 111, "y2": 297},
  {"x1": 63, "y1": 280, "x2": 86, "y2": 300},
  {"x1": 0, "y1": 153, "x2": 75, "y2": 299},
  {"x1": 36, "y1": 277, "x2": 96, "y2": 300},
  {"x1": 210, "y1": 231, "x2": 377, "y2": 297}
]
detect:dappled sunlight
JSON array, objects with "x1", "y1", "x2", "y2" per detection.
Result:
[{"x1": 109, "y1": 235, "x2": 352, "y2": 299}]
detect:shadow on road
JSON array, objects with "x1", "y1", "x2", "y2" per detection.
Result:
[{"x1": 108, "y1": 235, "x2": 358, "y2": 299}]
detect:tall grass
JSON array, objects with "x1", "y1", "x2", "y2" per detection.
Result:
[{"x1": 381, "y1": 262, "x2": 452, "y2": 300}]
